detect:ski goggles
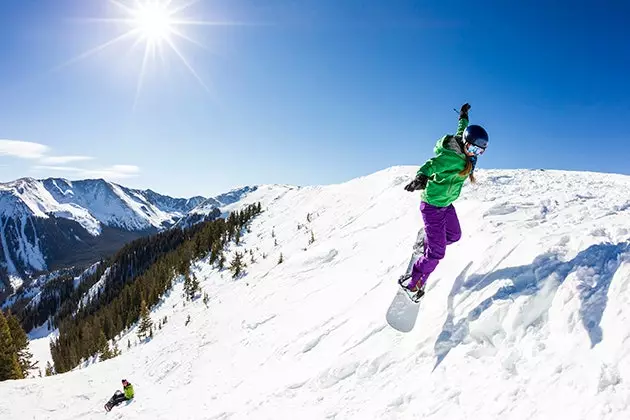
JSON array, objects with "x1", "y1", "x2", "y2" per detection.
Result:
[{"x1": 467, "y1": 144, "x2": 486, "y2": 156}]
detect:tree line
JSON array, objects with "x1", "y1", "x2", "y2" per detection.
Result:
[{"x1": 50, "y1": 203, "x2": 262, "y2": 373}]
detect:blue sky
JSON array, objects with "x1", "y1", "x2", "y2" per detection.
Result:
[{"x1": 0, "y1": 0, "x2": 628, "y2": 197}]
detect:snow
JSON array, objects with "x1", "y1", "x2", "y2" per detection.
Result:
[
  {"x1": 27, "y1": 325, "x2": 58, "y2": 377},
  {"x1": 1, "y1": 264, "x2": 104, "y2": 311},
  {"x1": 2, "y1": 167, "x2": 630, "y2": 419},
  {"x1": 79, "y1": 267, "x2": 112, "y2": 308},
  {"x1": 73, "y1": 262, "x2": 101, "y2": 289},
  {"x1": 0, "y1": 178, "x2": 101, "y2": 235},
  {"x1": 8, "y1": 274, "x2": 23, "y2": 292}
]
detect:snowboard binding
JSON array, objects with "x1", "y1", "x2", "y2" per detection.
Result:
[{"x1": 398, "y1": 274, "x2": 425, "y2": 303}]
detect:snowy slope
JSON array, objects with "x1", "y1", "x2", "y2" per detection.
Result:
[{"x1": 3, "y1": 167, "x2": 630, "y2": 420}]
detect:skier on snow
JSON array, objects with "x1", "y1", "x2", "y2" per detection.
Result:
[
  {"x1": 105, "y1": 379, "x2": 134, "y2": 412},
  {"x1": 401, "y1": 103, "x2": 489, "y2": 299}
]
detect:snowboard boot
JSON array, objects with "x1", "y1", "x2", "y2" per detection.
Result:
[{"x1": 398, "y1": 275, "x2": 426, "y2": 303}]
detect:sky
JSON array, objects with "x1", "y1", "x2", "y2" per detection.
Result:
[{"x1": 0, "y1": 0, "x2": 628, "y2": 198}]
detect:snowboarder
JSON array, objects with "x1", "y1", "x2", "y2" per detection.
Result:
[
  {"x1": 401, "y1": 103, "x2": 489, "y2": 299},
  {"x1": 104, "y1": 379, "x2": 134, "y2": 412}
]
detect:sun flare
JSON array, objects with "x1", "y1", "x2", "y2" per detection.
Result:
[{"x1": 56, "y1": 0, "x2": 241, "y2": 108}]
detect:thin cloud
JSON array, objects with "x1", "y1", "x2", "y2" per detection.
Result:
[
  {"x1": 40, "y1": 156, "x2": 94, "y2": 164},
  {"x1": 34, "y1": 165, "x2": 83, "y2": 172},
  {"x1": 0, "y1": 140, "x2": 49, "y2": 159},
  {"x1": 83, "y1": 165, "x2": 141, "y2": 180},
  {"x1": 33, "y1": 164, "x2": 141, "y2": 180}
]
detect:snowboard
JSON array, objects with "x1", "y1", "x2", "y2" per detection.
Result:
[{"x1": 386, "y1": 228, "x2": 425, "y2": 333}]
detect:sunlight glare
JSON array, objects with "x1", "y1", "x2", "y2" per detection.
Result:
[{"x1": 133, "y1": 3, "x2": 173, "y2": 43}]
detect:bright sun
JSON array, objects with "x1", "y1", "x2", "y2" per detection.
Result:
[
  {"x1": 132, "y1": 3, "x2": 174, "y2": 43},
  {"x1": 57, "y1": 0, "x2": 240, "y2": 108}
]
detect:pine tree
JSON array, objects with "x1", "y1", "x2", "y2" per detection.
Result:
[
  {"x1": 185, "y1": 315, "x2": 191, "y2": 326},
  {"x1": 184, "y1": 273, "x2": 200, "y2": 301},
  {"x1": 45, "y1": 361, "x2": 54, "y2": 376},
  {"x1": 97, "y1": 331, "x2": 113, "y2": 361},
  {"x1": 6, "y1": 311, "x2": 35, "y2": 374},
  {"x1": 307, "y1": 212, "x2": 312, "y2": 223},
  {"x1": 203, "y1": 293, "x2": 210, "y2": 308},
  {"x1": 137, "y1": 300, "x2": 153, "y2": 341},
  {"x1": 309, "y1": 230, "x2": 315, "y2": 245},
  {"x1": 278, "y1": 253, "x2": 284, "y2": 265},
  {"x1": 218, "y1": 253, "x2": 226, "y2": 270},
  {"x1": 230, "y1": 252, "x2": 245, "y2": 278},
  {"x1": 0, "y1": 311, "x2": 23, "y2": 380},
  {"x1": 127, "y1": 339, "x2": 131, "y2": 350}
]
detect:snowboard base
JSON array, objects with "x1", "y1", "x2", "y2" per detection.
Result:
[
  {"x1": 386, "y1": 285, "x2": 421, "y2": 333},
  {"x1": 385, "y1": 228, "x2": 426, "y2": 332}
]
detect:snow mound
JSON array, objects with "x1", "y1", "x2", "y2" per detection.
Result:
[{"x1": 2, "y1": 167, "x2": 630, "y2": 420}]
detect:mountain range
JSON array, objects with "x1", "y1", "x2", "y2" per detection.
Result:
[{"x1": 0, "y1": 177, "x2": 254, "y2": 301}]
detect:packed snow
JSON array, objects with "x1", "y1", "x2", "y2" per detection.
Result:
[{"x1": 2, "y1": 167, "x2": 630, "y2": 420}]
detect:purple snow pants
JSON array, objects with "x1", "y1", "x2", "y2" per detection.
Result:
[{"x1": 409, "y1": 202, "x2": 462, "y2": 289}]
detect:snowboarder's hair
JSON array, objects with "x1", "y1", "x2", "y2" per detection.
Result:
[{"x1": 459, "y1": 158, "x2": 476, "y2": 184}]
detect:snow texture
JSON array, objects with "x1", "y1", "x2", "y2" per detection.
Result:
[{"x1": 2, "y1": 167, "x2": 630, "y2": 420}]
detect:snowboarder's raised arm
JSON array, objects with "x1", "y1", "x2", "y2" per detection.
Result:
[{"x1": 456, "y1": 103, "x2": 471, "y2": 136}]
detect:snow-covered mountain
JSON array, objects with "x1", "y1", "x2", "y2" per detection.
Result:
[
  {"x1": 3, "y1": 167, "x2": 630, "y2": 419},
  {"x1": 40, "y1": 178, "x2": 205, "y2": 232},
  {"x1": 0, "y1": 177, "x2": 205, "y2": 295},
  {"x1": 176, "y1": 185, "x2": 261, "y2": 228}
]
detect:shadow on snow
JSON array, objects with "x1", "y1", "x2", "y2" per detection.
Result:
[{"x1": 434, "y1": 241, "x2": 630, "y2": 369}]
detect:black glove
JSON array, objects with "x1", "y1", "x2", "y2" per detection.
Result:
[
  {"x1": 404, "y1": 174, "x2": 429, "y2": 192},
  {"x1": 459, "y1": 103, "x2": 471, "y2": 120}
]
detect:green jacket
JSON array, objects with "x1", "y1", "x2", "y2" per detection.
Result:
[
  {"x1": 123, "y1": 384, "x2": 134, "y2": 400},
  {"x1": 417, "y1": 118, "x2": 469, "y2": 207}
]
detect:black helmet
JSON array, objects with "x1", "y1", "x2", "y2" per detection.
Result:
[{"x1": 463, "y1": 125, "x2": 489, "y2": 149}]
